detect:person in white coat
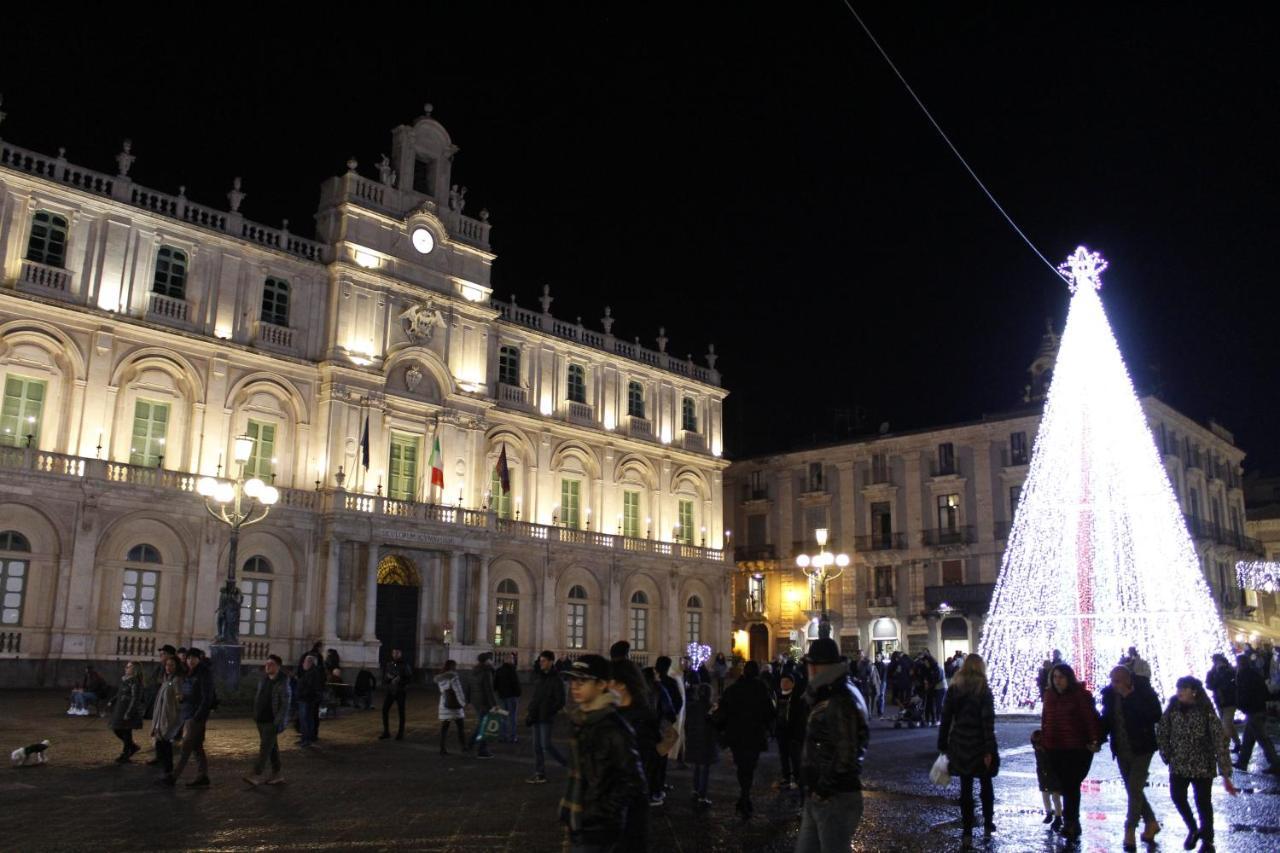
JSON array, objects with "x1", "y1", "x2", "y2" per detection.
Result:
[{"x1": 435, "y1": 659, "x2": 469, "y2": 755}]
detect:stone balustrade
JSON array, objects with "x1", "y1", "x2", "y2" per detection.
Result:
[
  {"x1": 19, "y1": 259, "x2": 72, "y2": 295},
  {"x1": 148, "y1": 292, "x2": 189, "y2": 324}
]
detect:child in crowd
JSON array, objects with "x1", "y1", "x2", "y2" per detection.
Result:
[{"x1": 1031, "y1": 728, "x2": 1063, "y2": 831}]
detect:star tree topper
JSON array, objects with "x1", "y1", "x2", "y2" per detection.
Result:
[{"x1": 1058, "y1": 245, "x2": 1108, "y2": 293}]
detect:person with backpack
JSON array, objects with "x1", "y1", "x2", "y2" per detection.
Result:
[
  {"x1": 436, "y1": 659, "x2": 469, "y2": 755},
  {"x1": 494, "y1": 652, "x2": 523, "y2": 744},
  {"x1": 526, "y1": 650, "x2": 568, "y2": 783},
  {"x1": 1205, "y1": 653, "x2": 1241, "y2": 754},
  {"x1": 164, "y1": 647, "x2": 215, "y2": 787}
]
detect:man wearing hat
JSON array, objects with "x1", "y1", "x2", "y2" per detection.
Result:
[
  {"x1": 795, "y1": 638, "x2": 870, "y2": 853},
  {"x1": 558, "y1": 654, "x2": 645, "y2": 853}
]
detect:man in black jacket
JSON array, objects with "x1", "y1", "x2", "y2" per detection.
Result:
[
  {"x1": 245, "y1": 654, "x2": 289, "y2": 786},
  {"x1": 1234, "y1": 654, "x2": 1280, "y2": 774},
  {"x1": 1100, "y1": 665, "x2": 1163, "y2": 847},
  {"x1": 167, "y1": 648, "x2": 216, "y2": 787},
  {"x1": 558, "y1": 654, "x2": 645, "y2": 853},
  {"x1": 1205, "y1": 653, "x2": 1241, "y2": 753},
  {"x1": 379, "y1": 647, "x2": 413, "y2": 741},
  {"x1": 296, "y1": 654, "x2": 325, "y2": 747},
  {"x1": 527, "y1": 650, "x2": 568, "y2": 783},
  {"x1": 797, "y1": 638, "x2": 869, "y2": 852},
  {"x1": 715, "y1": 659, "x2": 775, "y2": 818},
  {"x1": 494, "y1": 653, "x2": 523, "y2": 744}
]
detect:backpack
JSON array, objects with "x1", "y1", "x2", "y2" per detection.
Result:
[{"x1": 444, "y1": 677, "x2": 462, "y2": 710}]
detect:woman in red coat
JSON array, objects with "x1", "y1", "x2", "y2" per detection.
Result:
[{"x1": 1040, "y1": 664, "x2": 1102, "y2": 842}]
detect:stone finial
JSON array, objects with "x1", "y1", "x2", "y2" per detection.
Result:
[
  {"x1": 601, "y1": 306, "x2": 614, "y2": 334},
  {"x1": 177, "y1": 185, "x2": 186, "y2": 199},
  {"x1": 115, "y1": 139, "x2": 135, "y2": 177},
  {"x1": 656, "y1": 327, "x2": 668, "y2": 353},
  {"x1": 706, "y1": 344, "x2": 718, "y2": 370},
  {"x1": 345, "y1": 157, "x2": 358, "y2": 174},
  {"x1": 479, "y1": 208, "x2": 490, "y2": 223},
  {"x1": 56, "y1": 147, "x2": 67, "y2": 161},
  {"x1": 423, "y1": 102, "x2": 434, "y2": 118},
  {"x1": 458, "y1": 186, "x2": 468, "y2": 214},
  {"x1": 227, "y1": 177, "x2": 245, "y2": 213},
  {"x1": 539, "y1": 284, "x2": 553, "y2": 314},
  {"x1": 510, "y1": 293, "x2": 518, "y2": 307}
]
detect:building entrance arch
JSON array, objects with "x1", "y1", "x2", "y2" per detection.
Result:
[
  {"x1": 376, "y1": 555, "x2": 421, "y2": 670},
  {"x1": 748, "y1": 623, "x2": 770, "y2": 663}
]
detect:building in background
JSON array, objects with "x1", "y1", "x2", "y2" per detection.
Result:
[
  {"x1": 1242, "y1": 474, "x2": 1280, "y2": 645},
  {"x1": 724, "y1": 331, "x2": 1266, "y2": 663},
  {"x1": 0, "y1": 106, "x2": 728, "y2": 685}
]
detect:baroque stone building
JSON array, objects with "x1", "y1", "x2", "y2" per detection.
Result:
[
  {"x1": 0, "y1": 106, "x2": 729, "y2": 685},
  {"x1": 724, "y1": 333, "x2": 1266, "y2": 663}
]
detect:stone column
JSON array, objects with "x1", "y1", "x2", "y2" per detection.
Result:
[
  {"x1": 361, "y1": 542, "x2": 379, "y2": 642},
  {"x1": 476, "y1": 555, "x2": 491, "y2": 648},
  {"x1": 448, "y1": 551, "x2": 464, "y2": 637},
  {"x1": 323, "y1": 538, "x2": 341, "y2": 643}
]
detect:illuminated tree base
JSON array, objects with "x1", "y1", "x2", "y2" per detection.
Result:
[{"x1": 979, "y1": 248, "x2": 1228, "y2": 711}]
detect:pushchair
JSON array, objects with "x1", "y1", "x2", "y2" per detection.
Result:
[{"x1": 892, "y1": 694, "x2": 926, "y2": 729}]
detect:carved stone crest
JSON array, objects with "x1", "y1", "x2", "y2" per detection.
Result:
[
  {"x1": 405, "y1": 364, "x2": 424, "y2": 391},
  {"x1": 399, "y1": 302, "x2": 446, "y2": 344}
]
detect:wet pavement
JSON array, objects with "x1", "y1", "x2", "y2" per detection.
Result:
[{"x1": 2, "y1": 689, "x2": 1279, "y2": 852}]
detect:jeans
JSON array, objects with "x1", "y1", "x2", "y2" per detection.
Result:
[
  {"x1": 173, "y1": 718, "x2": 208, "y2": 779},
  {"x1": 958, "y1": 774, "x2": 994, "y2": 830},
  {"x1": 72, "y1": 690, "x2": 98, "y2": 710},
  {"x1": 500, "y1": 696, "x2": 519, "y2": 741},
  {"x1": 1115, "y1": 750, "x2": 1156, "y2": 830},
  {"x1": 795, "y1": 790, "x2": 863, "y2": 853},
  {"x1": 730, "y1": 747, "x2": 760, "y2": 802},
  {"x1": 778, "y1": 733, "x2": 801, "y2": 783},
  {"x1": 533, "y1": 721, "x2": 567, "y2": 774},
  {"x1": 1045, "y1": 749, "x2": 1094, "y2": 832},
  {"x1": 1239, "y1": 710, "x2": 1279, "y2": 768},
  {"x1": 253, "y1": 721, "x2": 281, "y2": 776},
  {"x1": 875, "y1": 687, "x2": 885, "y2": 717},
  {"x1": 692, "y1": 763, "x2": 711, "y2": 798},
  {"x1": 297, "y1": 701, "x2": 317, "y2": 744},
  {"x1": 1169, "y1": 774, "x2": 1214, "y2": 842},
  {"x1": 1218, "y1": 705, "x2": 1241, "y2": 747},
  {"x1": 382, "y1": 690, "x2": 406, "y2": 736}
]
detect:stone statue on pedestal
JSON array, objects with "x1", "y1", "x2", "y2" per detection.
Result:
[{"x1": 215, "y1": 581, "x2": 243, "y2": 645}]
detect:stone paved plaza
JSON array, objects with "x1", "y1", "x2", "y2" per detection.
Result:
[{"x1": 2, "y1": 690, "x2": 1279, "y2": 852}]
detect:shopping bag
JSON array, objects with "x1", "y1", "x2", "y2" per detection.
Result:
[
  {"x1": 929, "y1": 752, "x2": 951, "y2": 786},
  {"x1": 478, "y1": 709, "x2": 506, "y2": 742}
]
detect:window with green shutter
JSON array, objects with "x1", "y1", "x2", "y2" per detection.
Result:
[
  {"x1": 677, "y1": 499, "x2": 695, "y2": 544},
  {"x1": 244, "y1": 420, "x2": 276, "y2": 479},
  {"x1": 560, "y1": 478, "x2": 581, "y2": 528},
  {"x1": 388, "y1": 432, "x2": 420, "y2": 501},
  {"x1": 623, "y1": 490, "x2": 641, "y2": 538},
  {"x1": 1, "y1": 376, "x2": 45, "y2": 448},
  {"x1": 129, "y1": 400, "x2": 170, "y2": 467},
  {"x1": 489, "y1": 468, "x2": 512, "y2": 518}
]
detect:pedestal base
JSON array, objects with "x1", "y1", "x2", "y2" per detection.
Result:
[{"x1": 210, "y1": 643, "x2": 243, "y2": 693}]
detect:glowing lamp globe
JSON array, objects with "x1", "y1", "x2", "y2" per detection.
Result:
[
  {"x1": 796, "y1": 554, "x2": 811, "y2": 569},
  {"x1": 214, "y1": 482, "x2": 235, "y2": 504},
  {"x1": 196, "y1": 477, "x2": 217, "y2": 497},
  {"x1": 259, "y1": 485, "x2": 279, "y2": 506},
  {"x1": 243, "y1": 477, "x2": 265, "y2": 499},
  {"x1": 835, "y1": 553, "x2": 850, "y2": 568}
]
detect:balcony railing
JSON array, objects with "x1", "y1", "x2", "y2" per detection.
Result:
[
  {"x1": 865, "y1": 595, "x2": 897, "y2": 609},
  {"x1": 257, "y1": 321, "x2": 294, "y2": 350},
  {"x1": 854, "y1": 532, "x2": 906, "y2": 551},
  {"x1": 929, "y1": 461, "x2": 960, "y2": 478},
  {"x1": 0, "y1": 446, "x2": 725, "y2": 563},
  {"x1": 922, "y1": 526, "x2": 977, "y2": 547},
  {"x1": 498, "y1": 383, "x2": 529, "y2": 407},
  {"x1": 682, "y1": 430, "x2": 706, "y2": 452},
  {"x1": 567, "y1": 401, "x2": 594, "y2": 423},
  {"x1": 628, "y1": 416, "x2": 653, "y2": 438},
  {"x1": 18, "y1": 259, "x2": 72, "y2": 295},
  {"x1": 148, "y1": 292, "x2": 189, "y2": 324},
  {"x1": 734, "y1": 544, "x2": 776, "y2": 561}
]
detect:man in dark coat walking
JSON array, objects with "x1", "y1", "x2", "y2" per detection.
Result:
[
  {"x1": 1100, "y1": 665, "x2": 1164, "y2": 848},
  {"x1": 1234, "y1": 654, "x2": 1280, "y2": 774},
  {"x1": 714, "y1": 659, "x2": 775, "y2": 818},
  {"x1": 379, "y1": 647, "x2": 413, "y2": 741},
  {"x1": 526, "y1": 650, "x2": 568, "y2": 783}
]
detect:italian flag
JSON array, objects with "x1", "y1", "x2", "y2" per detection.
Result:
[{"x1": 428, "y1": 434, "x2": 445, "y2": 492}]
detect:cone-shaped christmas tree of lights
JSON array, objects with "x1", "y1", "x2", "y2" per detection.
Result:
[{"x1": 979, "y1": 247, "x2": 1228, "y2": 709}]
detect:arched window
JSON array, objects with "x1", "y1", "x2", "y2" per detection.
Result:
[
  {"x1": 0, "y1": 531, "x2": 31, "y2": 552},
  {"x1": 239, "y1": 556, "x2": 272, "y2": 638},
  {"x1": 261, "y1": 277, "x2": 290, "y2": 326},
  {"x1": 25, "y1": 210, "x2": 68, "y2": 267},
  {"x1": 498, "y1": 345, "x2": 521, "y2": 387},
  {"x1": 685, "y1": 594, "x2": 703, "y2": 645},
  {"x1": 0, "y1": 531, "x2": 30, "y2": 626},
  {"x1": 495, "y1": 578, "x2": 519, "y2": 647},
  {"x1": 120, "y1": 545, "x2": 161, "y2": 632},
  {"x1": 627, "y1": 381, "x2": 645, "y2": 419},
  {"x1": 152, "y1": 246, "x2": 188, "y2": 299},
  {"x1": 682, "y1": 396, "x2": 698, "y2": 432},
  {"x1": 566, "y1": 584, "x2": 588, "y2": 649},
  {"x1": 629, "y1": 590, "x2": 649, "y2": 652},
  {"x1": 567, "y1": 364, "x2": 586, "y2": 404},
  {"x1": 126, "y1": 544, "x2": 162, "y2": 563}
]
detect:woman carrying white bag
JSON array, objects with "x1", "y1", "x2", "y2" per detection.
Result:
[{"x1": 936, "y1": 654, "x2": 999, "y2": 848}]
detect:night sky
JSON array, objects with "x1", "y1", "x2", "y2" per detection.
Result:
[{"x1": 3, "y1": 5, "x2": 1277, "y2": 467}]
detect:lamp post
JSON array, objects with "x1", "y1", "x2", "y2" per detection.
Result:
[
  {"x1": 795, "y1": 528, "x2": 849, "y2": 641},
  {"x1": 196, "y1": 433, "x2": 279, "y2": 690}
]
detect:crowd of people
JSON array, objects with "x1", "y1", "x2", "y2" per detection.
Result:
[{"x1": 64, "y1": 636, "x2": 1280, "y2": 852}]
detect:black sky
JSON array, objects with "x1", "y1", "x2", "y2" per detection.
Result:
[{"x1": 3, "y1": 4, "x2": 1277, "y2": 467}]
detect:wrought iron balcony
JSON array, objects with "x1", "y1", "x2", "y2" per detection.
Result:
[
  {"x1": 925, "y1": 582, "x2": 996, "y2": 614},
  {"x1": 922, "y1": 526, "x2": 977, "y2": 547},
  {"x1": 734, "y1": 544, "x2": 776, "y2": 562},
  {"x1": 854, "y1": 532, "x2": 906, "y2": 551}
]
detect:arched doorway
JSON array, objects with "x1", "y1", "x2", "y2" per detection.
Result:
[
  {"x1": 376, "y1": 555, "x2": 420, "y2": 670},
  {"x1": 941, "y1": 616, "x2": 970, "y2": 660},
  {"x1": 748, "y1": 623, "x2": 769, "y2": 663},
  {"x1": 871, "y1": 617, "x2": 899, "y2": 659}
]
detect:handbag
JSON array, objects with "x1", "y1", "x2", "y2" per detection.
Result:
[
  {"x1": 657, "y1": 723, "x2": 680, "y2": 757},
  {"x1": 929, "y1": 752, "x2": 951, "y2": 786},
  {"x1": 444, "y1": 680, "x2": 462, "y2": 711}
]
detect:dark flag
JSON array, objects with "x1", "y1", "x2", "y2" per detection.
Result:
[
  {"x1": 359, "y1": 412, "x2": 370, "y2": 470},
  {"x1": 496, "y1": 444, "x2": 510, "y2": 494}
]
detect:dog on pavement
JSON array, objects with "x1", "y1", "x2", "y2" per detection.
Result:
[{"x1": 11, "y1": 740, "x2": 50, "y2": 767}]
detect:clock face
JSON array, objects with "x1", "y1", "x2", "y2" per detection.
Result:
[{"x1": 411, "y1": 227, "x2": 435, "y2": 254}]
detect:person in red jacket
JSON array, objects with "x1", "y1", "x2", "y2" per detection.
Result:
[{"x1": 1040, "y1": 664, "x2": 1101, "y2": 842}]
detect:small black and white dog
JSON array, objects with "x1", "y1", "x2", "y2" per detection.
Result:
[{"x1": 10, "y1": 739, "x2": 50, "y2": 767}]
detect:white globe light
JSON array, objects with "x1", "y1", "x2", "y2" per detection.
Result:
[
  {"x1": 196, "y1": 477, "x2": 217, "y2": 497},
  {"x1": 835, "y1": 553, "x2": 850, "y2": 568},
  {"x1": 214, "y1": 482, "x2": 235, "y2": 504},
  {"x1": 796, "y1": 555, "x2": 811, "y2": 569},
  {"x1": 243, "y1": 477, "x2": 264, "y2": 498},
  {"x1": 259, "y1": 485, "x2": 279, "y2": 506}
]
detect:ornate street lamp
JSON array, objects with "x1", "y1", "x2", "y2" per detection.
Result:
[
  {"x1": 196, "y1": 434, "x2": 278, "y2": 689},
  {"x1": 795, "y1": 528, "x2": 849, "y2": 641}
]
